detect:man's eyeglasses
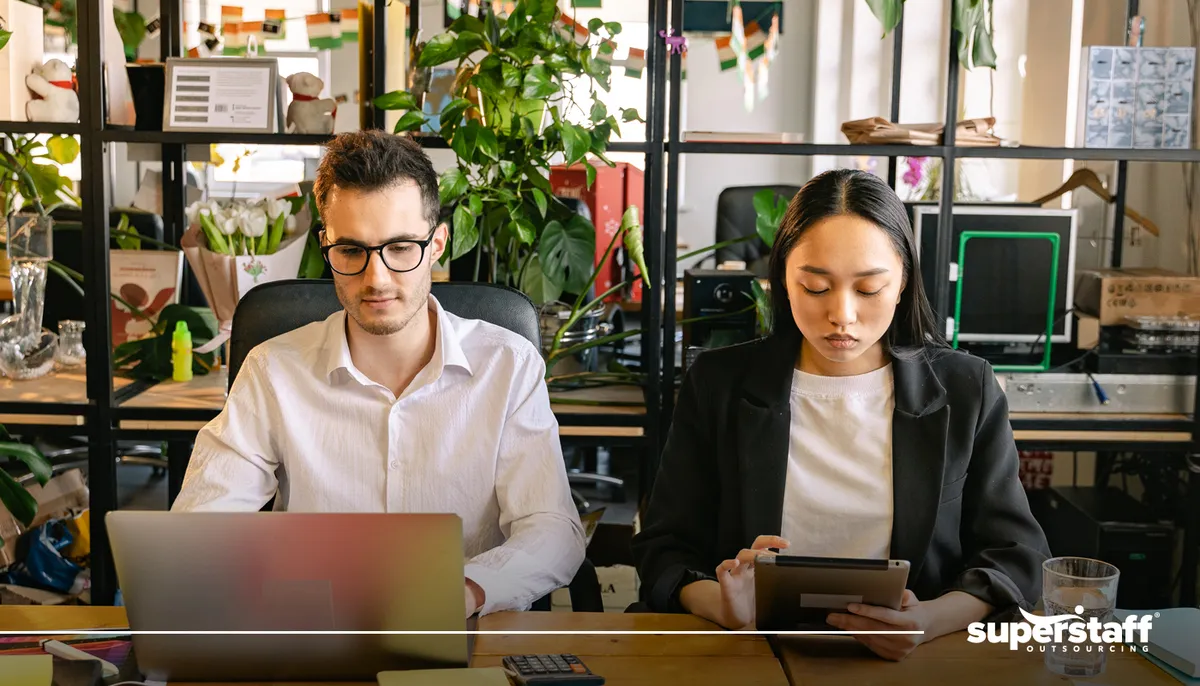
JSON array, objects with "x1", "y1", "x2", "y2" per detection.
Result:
[{"x1": 320, "y1": 229, "x2": 437, "y2": 276}]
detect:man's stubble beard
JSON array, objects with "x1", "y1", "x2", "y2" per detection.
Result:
[{"x1": 336, "y1": 268, "x2": 432, "y2": 337}]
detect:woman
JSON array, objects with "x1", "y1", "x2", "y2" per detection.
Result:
[{"x1": 631, "y1": 169, "x2": 1050, "y2": 661}]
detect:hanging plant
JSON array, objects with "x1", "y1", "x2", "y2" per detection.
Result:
[{"x1": 865, "y1": 0, "x2": 996, "y2": 70}]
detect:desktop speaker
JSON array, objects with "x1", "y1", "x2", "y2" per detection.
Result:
[{"x1": 682, "y1": 268, "x2": 758, "y2": 369}]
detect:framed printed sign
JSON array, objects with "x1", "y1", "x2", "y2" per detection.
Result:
[{"x1": 163, "y1": 57, "x2": 279, "y2": 133}]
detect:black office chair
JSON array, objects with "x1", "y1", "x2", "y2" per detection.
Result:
[
  {"x1": 228, "y1": 278, "x2": 604, "y2": 612},
  {"x1": 713, "y1": 185, "x2": 801, "y2": 277}
]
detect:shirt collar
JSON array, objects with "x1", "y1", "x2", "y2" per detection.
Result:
[{"x1": 321, "y1": 295, "x2": 473, "y2": 386}]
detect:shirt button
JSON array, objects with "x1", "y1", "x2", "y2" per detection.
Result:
[{"x1": 389, "y1": 460, "x2": 399, "y2": 470}]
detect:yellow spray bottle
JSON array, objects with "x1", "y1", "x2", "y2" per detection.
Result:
[{"x1": 172, "y1": 321, "x2": 193, "y2": 382}]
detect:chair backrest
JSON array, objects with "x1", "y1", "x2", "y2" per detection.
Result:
[
  {"x1": 714, "y1": 185, "x2": 801, "y2": 275},
  {"x1": 228, "y1": 279, "x2": 541, "y2": 388}
]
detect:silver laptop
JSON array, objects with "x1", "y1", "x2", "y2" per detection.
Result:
[{"x1": 107, "y1": 511, "x2": 470, "y2": 681}]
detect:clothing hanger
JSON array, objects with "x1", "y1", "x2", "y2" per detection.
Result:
[{"x1": 1028, "y1": 168, "x2": 1160, "y2": 237}]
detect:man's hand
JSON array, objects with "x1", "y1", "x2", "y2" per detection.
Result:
[
  {"x1": 464, "y1": 578, "x2": 485, "y2": 619},
  {"x1": 826, "y1": 589, "x2": 928, "y2": 661}
]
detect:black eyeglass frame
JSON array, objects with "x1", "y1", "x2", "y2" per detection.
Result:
[{"x1": 319, "y1": 228, "x2": 438, "y2": 276}]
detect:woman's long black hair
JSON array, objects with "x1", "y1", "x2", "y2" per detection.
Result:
[{"x1": 767, "y1": 168, "x2": 947, "y2": 352}]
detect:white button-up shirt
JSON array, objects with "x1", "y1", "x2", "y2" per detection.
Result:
[{"x1": 173, "y1": 296, "x2": 586, "y2": 615}]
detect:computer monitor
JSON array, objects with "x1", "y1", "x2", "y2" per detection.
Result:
[{"x1": 911, "y1": 206, "x2": 1078, "y2": 344}]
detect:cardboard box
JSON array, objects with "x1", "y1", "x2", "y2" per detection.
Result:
[
  {"x1": 1074, "y1": 268, "x2": 1200, "y2": 325},
  {"x1": 551, "y1": 564, "x2": 640, "y2": 612},
  {"x1": 0, "y1": 469, "x2": 89, "y2": 570},
  {"x1": 0, "y1": 0, "x2": 46, "y2": 121},
  {"x1": 0, "y1": 583, "x2": 76, "y2": 605},
  {"x1": 550, "y1": 161, "x2": 646, "y2": 303}
]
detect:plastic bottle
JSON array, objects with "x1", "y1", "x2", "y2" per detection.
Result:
[{"x1": 172, "y1": 321, "x2": 193, "y2": 382}]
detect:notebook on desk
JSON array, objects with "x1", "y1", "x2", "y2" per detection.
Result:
[{"x1": 1116, "y1": 607, "x2": 1200, "y2": 680}]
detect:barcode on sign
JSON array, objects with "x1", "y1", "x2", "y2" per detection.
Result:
[{"x1": 214, "y1": 104, "x2": 228, "y2": 113}]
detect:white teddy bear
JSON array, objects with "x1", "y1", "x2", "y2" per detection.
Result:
[
  {"x1": 285, "y1": 72, "x2": 336, "y2": 135},
  {"x1": 26, "y1": 59, "x2": 79, "y2": 123}
]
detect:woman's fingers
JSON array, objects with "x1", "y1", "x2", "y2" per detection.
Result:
[
  {"x1": 751, "y1": 535, "x2": 790, "y2": 551},
  {"x1": 716, "y1": 558, "x2": 741, "y2": 576},
  {"x1": 900, "y1": 589, "x2": 919, "y2": 608}
]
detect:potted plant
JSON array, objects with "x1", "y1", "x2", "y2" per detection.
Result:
[
  {"x1": 375, "y1": 0, "x2": 641, "y2": 306},
  {"x1": 0, "y1": 425, "x2": 53, "y2": 549}
]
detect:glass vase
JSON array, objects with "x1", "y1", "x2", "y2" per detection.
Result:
[
  {"x1": 6, "y1": 213, "x2": 53, "y2": 353},
  {"x1": 55, "y1": 320, "x2": 86, "y2": 369}
]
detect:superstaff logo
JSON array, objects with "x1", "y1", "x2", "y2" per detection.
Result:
[{"x1": 966, "y1": 606, "x2": 1157, "y2": 652}]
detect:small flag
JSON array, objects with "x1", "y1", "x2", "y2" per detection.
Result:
[
  {"x1": 306, "y1": 13, "x2": 343, "y2": 50},
  {"x1": 680, "y1": 52, "x2": 688, "y2": 80},
  {"x1": 220, "y1": 5, "x2": 242, "y2": 26},
  {"x1": 764, "y1": 13, "x2": 780, "y2": 63},
  {"x1": 556, "y1": 11, "x2": 589, "y2": 45},
  {"x1": 596, "y1": 39, "x2": 616, "y2": 64},
  {"x1": 625, "y1": 47, "x2": 645, "y2": 79},
  {"x1": 146, "y1": 15, "x2": 161, "y2": 39},
  {"x1": 263, "y1": 18, "x2": 283, "y2": 37},
  {"x1": 340, "y1": 8, "x2": 359, "y2": 42},
  {"x1": 265, "y1": 9, "x2": 286, "y2": 39},
  {"x1": 731, "y1": 3, "x2": 746, "y2": 62},
  {"x1": 745, "y1": 20, "x2": 766, "y2": 60},
  {"x1": 240, "y1": 21, "x2": 266, "y2": 50},
  {"x1": 716, "y1": 34, "x2": 737, "y2": 71},
  {"x1": 222, "y1": 22, "x2": 246, "y2": 55}
]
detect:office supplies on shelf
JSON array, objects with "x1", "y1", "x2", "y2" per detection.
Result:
[
  {"x1": 840, "y1": 116, "x2": 1000, "y2": 146},
  {"x1": 1028, "y1": 168, "x2": 1160, "y2": 236}
]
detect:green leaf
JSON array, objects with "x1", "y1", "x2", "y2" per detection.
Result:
[
  {"x1": 531, "y1": 188, "x2": 548, "y2": 218},
  {"x1": 0, "y1": 470, "x2": 36, "y2": 528},
  {"x1": 456, "y1": 31, "x2": 486, "y2": 55},
  {"x1": 393, "y1": 110, "x2": 427, "y2": 133},
  {"x1": 971, "y1": 21, "x2": 997, "y2": 69},
  {"x1": 0, "y1": 29, "x2": 12, "y2": 52},
  {"x1": 472, "y1": 56, "x2": 507, "y2": 94},
  {"x1": 499, "y1": 160, "x2": 518, "y2": 179},
  {"x1": 621, "y1": 206, "x2": 650, "y2": 288},
  {"x1": 502, "y1": 62, "x2": 523, "y2": 88},
  {"x1": 440, "y1": 168, "x2": 470, "y2": 204},
  {"x1": 620, "y1": 107, "x2": 643, "y2": 123},
  {"x1": 0, "y1": 440, "x2": 51, "y2": 486},
  {"x1": 588, "y1": 18, "x2": 604, "y2": 34},
  {"x1": 752, "y1": 188, "x2": 776, "y2": 219},
  {"x1": 476, "y1": 126, "x2": 500, "y2": 160},
  {"x1": 751, "y1": 279, "x2": 773, "y2": 335},
  {"x1": 438, "y1": 97, "x2": 473, "y2": 128},
  {"x1": 590, "y1": 99, "x2": 607, "y2": 124},
  {"x1": 299, "y1": 231, "x2": 326, "y2": 278},
  {"x1": 374, "y1": 90, "x2": 420, "y2": 111},
  {"x1": 468, "y1": 193, "x2": 484, "y2": 216},
  {"x1": 507, "y1": 2, "x2": 528, "y2": 33},
  {"x1": 865, "y1": 0, "x2": 905, "y2": 36},
  {"x1": 561, "y1": 122, "x2": 591, "y2": 166},
  {"x1": 418, "y1": 33, "x2": 460, "y2": 67},
  {"x1": 541, "y1": 215, "x2": 595, "y2": 295},
  {"x1": 114, "y1": 214, "x2": 140, "y2": 250},
  {"x1": 544, "y1": 52, "x2": 571, "y2": 71},
  {"x1": 486, "y1": 7, "x2": 502, "y2": 44},
  {"x1": 452, "y1": 203, "x2": 479, "y2": 260},
  {"x1": 585, "y1": 163, "x2": 596, "y2": 188},
  {"x1": 604, "y1": 21, "x2": 622, "y2": 36},
  {"x1": 952, "y1": 0, "x2": 984, "y2": 67},
  {"x1": 512, "y1": 217, "x2": 537, "y2": 245},
  {"x1": 449, "y1": 15, "x2": 487, "y2": 35},
  {"x1": 519, "y1": 253, "x2": 562, "y2": 305},
  {"x1": 45, "y1": 135, "x2": 80, "y2": 164},
  {"x1": 451, "y1": 120, "x2": 481, "y2": 162},
  {"x1": 521, "y1": 64, "x2": 558, "y2": 99},
  {"x1": 525, "y1": 166, "x2": 553, "y2": 195}
]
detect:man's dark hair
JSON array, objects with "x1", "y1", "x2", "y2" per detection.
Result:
[{"x1": 313, "y1": 130, "x2": 441, "y2": 228}]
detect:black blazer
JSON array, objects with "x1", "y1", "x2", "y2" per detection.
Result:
[{"x1": 631, "y1": 333, "x2": 1050, "y2": 620}]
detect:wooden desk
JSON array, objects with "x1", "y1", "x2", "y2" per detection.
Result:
[
  {"x1": 0, "y1": 372, "x2": 133, "y2": 426},
  {"x1": 778, "y1": 630, "x2": 1177, "y2": 686},
  {"x1": 118, "y1": 369, "x2": 647, "y2": 439},
  {"x1": 0, "y1": 607, "x2": 788, "y2": 686}
]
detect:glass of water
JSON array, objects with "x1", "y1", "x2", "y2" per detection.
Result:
[{"x1": 1042, "y1": 556, "x2": 1120, "y2": 678}]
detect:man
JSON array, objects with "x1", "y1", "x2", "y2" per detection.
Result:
[{"x1": 173, "y1": 130, "x2": 585, "y2": 618}]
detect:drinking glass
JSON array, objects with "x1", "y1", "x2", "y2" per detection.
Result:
[{"x1": 1042, "y1": 556, "x2": 1120, "y2": 678}]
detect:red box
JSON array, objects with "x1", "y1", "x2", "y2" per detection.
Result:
[{"x1": 550, "y1": 161, "x2": 645, "y2": 303}]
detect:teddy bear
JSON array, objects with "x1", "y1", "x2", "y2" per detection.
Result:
[
  {"x1": 26, "y1": 59, "x2": 79, "y2": 123},
  {"x1": 285, "y1": 72, "x2": 336, "y2": 134}
]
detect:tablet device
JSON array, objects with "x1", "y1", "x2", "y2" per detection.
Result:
[{"x1": 754, "y1": 556, "x2": 910, "y2": 631}]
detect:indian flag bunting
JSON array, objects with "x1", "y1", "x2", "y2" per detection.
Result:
[
  {"x1": 745, "y1": 20, "x2": 766, "y2": 60},
  {"x1": 716, "y1": 35, "x2": 737, "y2": 71},
  {"x1": 222, "y1": 22, "x2": 246, "y2": 55},
  {"x1": 490, "y1": 1, "x2": 516, "y2": 17},
  {"x1": 556, "y1": 12, "x2": 589, "y2": 45},
  {"x1": 730, "y1": 3, "x2": 746, "y2": 64},
  {"x1": 625, "y1": 47, "x2": 645, "y2": 78},
  {"x1": 341, "y1": 8, "x2": 359, "y2": 42},
  {"x1": 757, "y1": 59, "x2": 769, "y2": 100},
  {"x1": 264, "y1": 9, "x2": 286, "y2": 39},
  {"x1": 446, "y1": 0, "x2": 461, "y2": 20},
  {"x1": 680, "y1": 52, "x2": 687, "y2": 80},
  {"x1": 306, "y1": 13, "x2": 343, "y2": 50},
  {"x1": 221, "y1": 5, "x2": 242, "y2": 25},
  {"x1": 596, "y1": 39, "x2": 616, "y2": 64},
  {"x1": 764, "y1": 13, "x2": 780, "y2": 63}
]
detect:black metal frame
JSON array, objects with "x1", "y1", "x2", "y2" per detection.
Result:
[{"x1": 657, "y1": 0, "x2": 1200, "y2": 605}]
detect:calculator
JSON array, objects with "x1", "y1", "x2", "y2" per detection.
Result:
[{"x1": 501, "y1": 654, "x2": 604, "y2": 685}]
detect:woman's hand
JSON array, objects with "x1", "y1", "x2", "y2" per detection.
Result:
[
  {"x1": 826, "y1": 589, "x2": 929, "y2": 661},
  {"x1": 711, "y1": 535, "x2": 790, "y2": 630}
]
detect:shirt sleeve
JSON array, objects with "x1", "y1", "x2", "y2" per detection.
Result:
[
  {"x1": 462, "y1": 349, "x2": 586, "y2": 615},
  {"x1": 171, "y1": 350, "x2": 281, "y2": 513}
]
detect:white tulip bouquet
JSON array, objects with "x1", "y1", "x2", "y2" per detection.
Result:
[
  {"x1": 185, "y1": 196, "x2": 300, "y2": 256},
  {"x1": 180, "y1": 188, "x2": 312, "y2": 349}
]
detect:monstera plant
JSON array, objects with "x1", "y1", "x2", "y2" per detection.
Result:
[
  {"x1": 375, "y1": 0, "x2": 642, "y2": 305},
  {"x1": 0, "y1": 426, "x2": 52, "y2": 547}
]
